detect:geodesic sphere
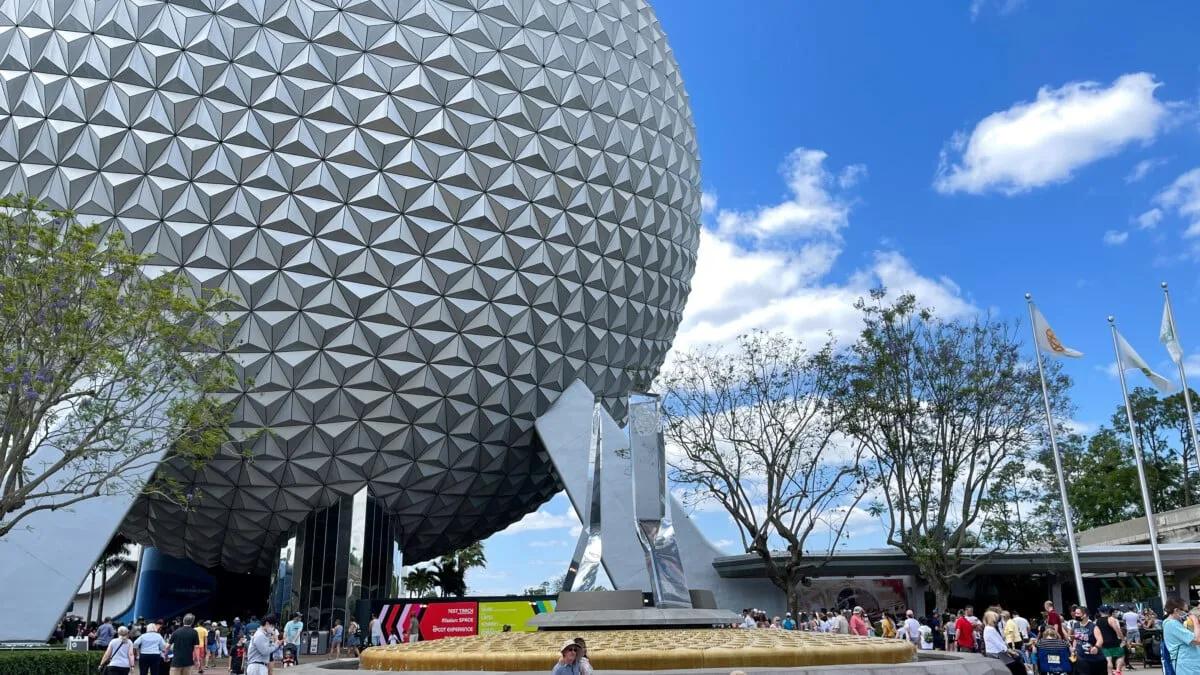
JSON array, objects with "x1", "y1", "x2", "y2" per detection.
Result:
[{"x1": 0, "y1": 0, "x2": 699, "y2": 571}]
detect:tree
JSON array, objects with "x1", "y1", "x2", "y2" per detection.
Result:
[
  {"x1": 426, "y1": 542, "x2": 487, "y2": 597},
  {"x1": 1032, "y1": 431, "x2": 1142, "y2": 532},
  {"x1": 95, "y1": 534, "x2": 133, "y2": 620},
  {"x1": 404, "y1": 567, "x2": 437, "y2": 598},
  {"x1": 432, "y1": 558, "x2": 466, "y2": 598},
  {"x1": 660, "y1": 331, "x2": 872, "y2": 617},
  {"x1": 523, "y1": 573, "x2": 566, "y2": 596},
  {"x1": 1036, "y1": 389, "x2": 1197, "y2": 531},
  {"x1": 835, "y1": 291, "x2": 1066, "y2": 612},
  {"x1": 0, "y1": 197, "x2": 236, "y2": 537}
]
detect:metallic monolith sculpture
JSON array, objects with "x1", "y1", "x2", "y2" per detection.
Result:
[
  {"x1": 563, "y1": 402, "x2": 606, "y2": 591},
  {"x1": 628, "y1": 393, "x2": 692, "y2": 608}
]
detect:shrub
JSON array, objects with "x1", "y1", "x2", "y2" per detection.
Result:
[{"x1": 0, "y1": 649, "x2": 101, "y2": 675}]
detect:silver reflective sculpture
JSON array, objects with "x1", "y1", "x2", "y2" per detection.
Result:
[
  {"x1": 0, "y1": 0, "x2": 700, "y2": 572},
  {"x1": 628, "y1": 392, "x2": 690, "y2": 607},
  {"x1": 563, "y1": 401, "x2": 605, "y2": 592}
]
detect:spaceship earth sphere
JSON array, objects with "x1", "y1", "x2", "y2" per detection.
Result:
[{"x1": 0, "y1": 0, "x2": 701, "y2": 571}]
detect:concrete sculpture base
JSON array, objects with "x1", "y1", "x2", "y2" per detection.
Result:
[{"x1": 359, "y1": 630, "x2": 916, "y2": 671}]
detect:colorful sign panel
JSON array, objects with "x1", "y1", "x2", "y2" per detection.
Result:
[
  {"x1": 376, "y1": 598, "x2": 556, "y2": 641},
  {"x1": 478, "y1": 600, "x2": 555, "y2": 633},
  {"x1": 419, "y1": 601, "x2": 477, "y2": 639}
]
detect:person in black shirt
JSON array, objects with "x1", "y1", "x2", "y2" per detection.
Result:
[{"x1": 168, "y1": 613, "x2": 201, "y2": 674}]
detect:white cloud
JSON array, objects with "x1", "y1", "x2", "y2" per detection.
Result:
[
  {"x1": 494, "y1": 504, "x2": 581, "y2": 537},
  {"x1": 935, "y1": 73, "x2": 1173, "y2": 195},
  {"x1": 1137, "y1": 208, "x2": 1164, "y2": 230},
  {"x1": 1102, "y1": 230, "x2": 1129, "y2": 246},
  {"x1": 1152, "y1": 168, "x2": 1200, "y2": 238},
  {"x1": 674, "y1": 149, "x2": 973, "y2": 353},
  {"x1": 712, "y1": 538, "x2": 737, "y2": 553},
  {"x1": 700, "y1": 191, "x2": 718, "y2": 215},
  {"x1": 1127, "y1": 157, "x2": 1168, "y2": 183},
  {"x1": 970, "y1": 0, "x2": 1026, "y2": 20},
  {"x1": 528, "y1": 539, "x2": 570, "y2": 548},
  {"x1": 715, "y1": 148, "x2": 854, "y2": 241}
]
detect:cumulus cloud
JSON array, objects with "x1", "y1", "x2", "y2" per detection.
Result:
[
  {"x1": 1102, "y1": 230, "x2": 1129, "y2": 246},
  {"x1": 970, "y1": 0, "x2": 1027, "y2": 20},
  {"x1": 1152, "y1": 168, "x2": 1200, "y2": 237},
  {"x1": 1137, "y1": 208, "x2": 1163, "y2": 230},
  {"x1": 1127, "y1": 157, "x2": 1168, "y2": 183},
  {"x1": 715, "y1": 148, "x2": 857, "y2": 241},
  {"x1": 935, "y1": 73, "x2": 1174, "y2": 195},
  {"x1": 495, "y1": 503, "x2": 581, "y2": 537},
  {"x1": 674, "y1": 149, "x2": 973, "y2": 353}
]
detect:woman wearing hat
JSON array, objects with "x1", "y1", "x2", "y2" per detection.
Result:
[{"x1": 552, "y1": 640, "x2": 580, "y2": 675}]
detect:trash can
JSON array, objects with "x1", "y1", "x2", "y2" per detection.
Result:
[{"x1": 301, "y1": 630, "x2": 328, "y2": 655}]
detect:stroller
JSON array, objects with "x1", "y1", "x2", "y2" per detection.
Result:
[{"x1": 1033, "y1": 642, "x2": 1073, "y2": 674}]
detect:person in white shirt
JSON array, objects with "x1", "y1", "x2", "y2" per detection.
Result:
[
  {"x1": 99, "y1": 626, "x2": 134, "y2": 675},
  {"x1": 740, "y1": 610, "x2": 756, "y2": 629},
  {"x1": 369, "y1": 613, "x2": 385, "y2": 646},
  {"x1": 1123, "y1": 606, "x2": 1141, "y2": 643},
  {"x1": 1013, "y1": 611, "x2": 1030, "y2": 642},
  {"x1": 982, "y1": 611, "x2": 1009, "y2": 656},
  {"x1": 900, "y1": 610, "x2": 922, "y2": 648}
]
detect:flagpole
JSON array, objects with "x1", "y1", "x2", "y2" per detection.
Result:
[
  {"x1": 1025, "y1": 294, "x2": 1087, "y2": 606},
  {"x1": 1163, "y1": 282, "x2": 1200, "y2": 498},
  {"x1": 1108, "y1": 315, "x2": 1169, "y2": 608}
]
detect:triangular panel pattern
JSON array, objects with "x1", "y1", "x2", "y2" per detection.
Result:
[{"x1": 0, "y1": 0, "x2": 700, "y2": 573}]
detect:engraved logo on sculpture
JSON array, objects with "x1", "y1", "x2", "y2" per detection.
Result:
[
  {"x1": 1044, "y1": 328, "x2": 1067, "y2": 353},
  {"x1": 630, "y1": 403, "x2": 661, "y2": 435}
]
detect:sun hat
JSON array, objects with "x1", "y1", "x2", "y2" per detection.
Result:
[{"x1": 561, "y1": 640, "x2": 580, "y2": 653}]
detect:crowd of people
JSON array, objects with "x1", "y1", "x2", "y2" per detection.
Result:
[
  {"x1": 53, "y1": 612, "x2": 330, "y2": 674},
  {"x1": 56, "y1": 596, "x2": 1200, "y2": 674},
  {"x1": 722, "y1": 598, "x2": 1200, "y2": 674}
]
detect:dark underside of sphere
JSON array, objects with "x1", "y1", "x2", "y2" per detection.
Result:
[{"x1": 0, "y1": 0, "x2": 700, "y2": 572}]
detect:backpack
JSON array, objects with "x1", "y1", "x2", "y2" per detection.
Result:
[{"x1": 1164, "y1": 641, "x2": 1177, "y2": 675}]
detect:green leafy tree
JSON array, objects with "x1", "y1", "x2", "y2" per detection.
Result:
[
  {"x1": 1032, "y1": 431, "x2": 1144, "y2": 532},
  {"x1": 0, "y1": 196, "x2": 236, "y2": 538},
  {"x1": 1035, "y1": 389, "x2": 1197, "y2": 532},
  {"x1": 834, "y1": 291, "x2": 1067, "y2": 612}
]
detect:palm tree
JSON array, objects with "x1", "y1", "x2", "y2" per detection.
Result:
[
  {"x1": 451, "y1": 542, "x2": 486, "y2": 570},
  {"x1": 95, "y1": 534, "x2": 132, "y2": 620},
  {"x1": 431, "y1": 558, "x2": 466, "y2": 598},
  {"x1": 404, "y1": 568, "x2": 437, "y2": 598}
]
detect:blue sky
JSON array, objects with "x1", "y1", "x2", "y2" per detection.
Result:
[{"x1": 459, "y1": 0, "x2": 1200, "y2": 595}]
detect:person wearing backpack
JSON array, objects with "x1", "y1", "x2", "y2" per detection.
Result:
[
  {"x1": 1164, "y1": 597, "x2": 1200, "y2": 675},
  {"x1": 99, "y1": 625, "x2": 135, "y2": 675}
]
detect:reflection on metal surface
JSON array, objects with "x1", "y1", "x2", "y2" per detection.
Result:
[
  {"x1": 629, "y1": 393, "x2": 691, "y2": 608},
  {"x1": 346, "y1": 486, "x2": 368, "y2": 621},
  {"x1": 564, "y1": 402, "x2": 606, "y2": 591}
]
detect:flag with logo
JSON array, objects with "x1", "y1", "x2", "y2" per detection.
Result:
[
  {"x1": 1115, "y1": 329, "x2": 1174, "y2": 393},
  {"x1": 1030, "y1": 304, "x2": 1083, "y2": 358},
  {"x1": 1161, "y1": 299, "x2": 1184, "y2": 365}
]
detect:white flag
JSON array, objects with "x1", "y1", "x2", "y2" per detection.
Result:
[
  {"x1": 1030, "y1": 304, "x2": 1083, "y2": 358},
  {"x1": 1115, "y1": 330, "x2": 1174, "y2": 393},
  {"x1": 1161, "y1": 299, "x2": 1184, "y2": 365}
]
